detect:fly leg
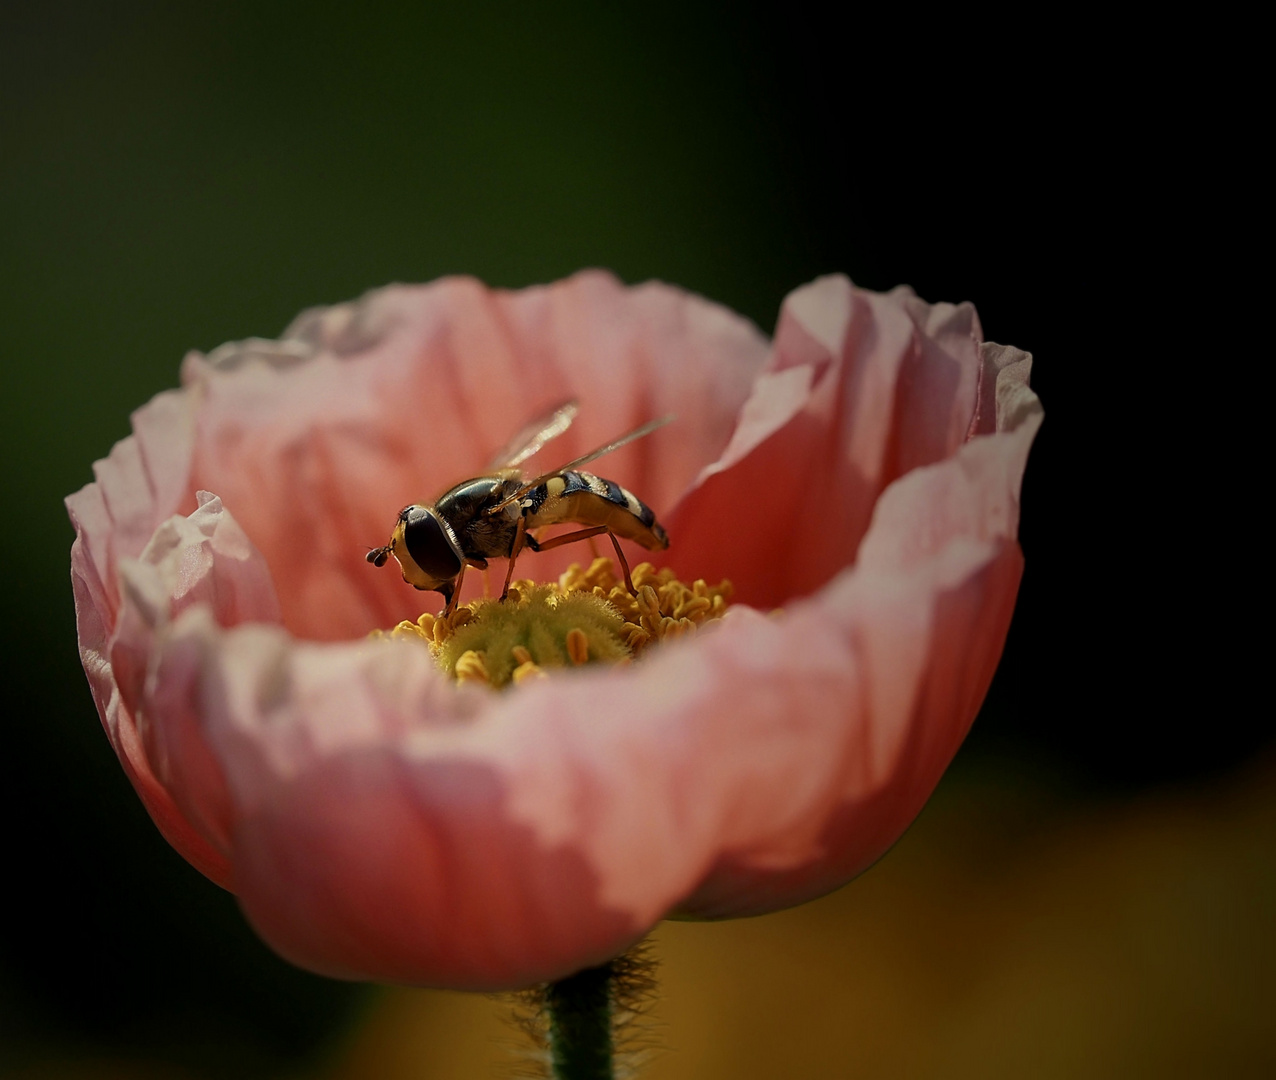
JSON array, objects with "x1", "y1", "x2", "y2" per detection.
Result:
[
  {"x1": 501, "y1": 516, "x2": 529, "y2": 601},
  {"x1": 525, "y1": 525, "x2": 637, "y2": 595},
  {"x1": 441, "y1": 564, "x2": 464, "y2": 618},
  {"x1": 607, "y1": 531, "x2": 636, "y2": 595},
  {"x1": 442, "y1": 558, "x2": 489, "y2": 617}
]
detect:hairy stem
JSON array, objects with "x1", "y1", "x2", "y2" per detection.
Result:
[{"x1": 545, "y1": 962, "x2": 614, "y2": 1080}]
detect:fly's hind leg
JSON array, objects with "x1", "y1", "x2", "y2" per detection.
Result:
[
  {"x1": 606, "y1": 531, "x2": 636, "y2": 595},
  {"x1": 525, "y1": 525, "x2": 637, "y2": 595}
]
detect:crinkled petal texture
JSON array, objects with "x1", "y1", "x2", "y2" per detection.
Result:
[{"x1": 67, "y1": 271, "x2": 1040, "y2": 990}]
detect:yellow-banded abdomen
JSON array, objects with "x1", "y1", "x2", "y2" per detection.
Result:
[{"x1": 520, "y1": 470, "x2": 669, "y2": 551}]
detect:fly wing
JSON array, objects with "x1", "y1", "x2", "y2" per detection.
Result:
[
  {"x1": 535, "y1": 414, "x2": 674, "y2": 476},
  {"x1": 485, "y1": 413, "x2": 674, "y2": 515},
  {"x1": 486, "y1": 400, "x2": 579, "y2": 470}
]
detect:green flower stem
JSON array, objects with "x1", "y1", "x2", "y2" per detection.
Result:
[{"x1": 546, "y1": 961, "x2": 615, "y2": 1080}]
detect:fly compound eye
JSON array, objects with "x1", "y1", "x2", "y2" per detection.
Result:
[{"x1": 402, "y1": 507, "x2": 462, "y2": 581}]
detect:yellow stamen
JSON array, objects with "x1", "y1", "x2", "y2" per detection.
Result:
[
  {"x1": 565, "y1": 628, "x2": 589, "y2": 665},
  {"x1": 511, "y1": 659, "x2": 546, "y2": 684},
  {"x1": 454, "y1": 650, "x2": 489, "y2": 685},
  {"x1": 370, "y1": 559, "x2": 733, "y2": 689}
]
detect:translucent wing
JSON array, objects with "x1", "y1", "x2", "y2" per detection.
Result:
[
  {"x1": 485, "y1": 414, "x2": 674, "y2": 515},
  {"x1": 486, "y1": 400, "x2": 579, "y2": 470}
]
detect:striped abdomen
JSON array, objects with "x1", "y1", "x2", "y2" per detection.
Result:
[{"x1": 520, "y1": 470, "x2": 669, "y2": 550}]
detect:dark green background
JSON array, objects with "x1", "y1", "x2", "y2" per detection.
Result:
[{"x1": 0, "y1": 3, "x2": 1249, "y2": 1076}]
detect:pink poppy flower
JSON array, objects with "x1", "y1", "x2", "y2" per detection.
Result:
[{"x1": 66, "y1": 271, "x2": 1041, "y2": 991}]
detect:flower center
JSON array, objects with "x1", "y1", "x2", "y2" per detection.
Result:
[{"x1": 372, "y1": 558, "x2": 733, "y2": 688}]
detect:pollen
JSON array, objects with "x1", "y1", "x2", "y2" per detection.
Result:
[{"x1": 371, "y1": 559, "x2": 733, "y2": 689}]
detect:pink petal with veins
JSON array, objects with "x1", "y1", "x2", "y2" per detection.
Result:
[{"x1": 666, "y1": 277, "x2": 987, "y2": 606}]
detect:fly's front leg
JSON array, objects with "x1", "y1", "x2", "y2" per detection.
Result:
[
  {"x1": 442, "y1": 558, "x2": 490, "y2": 617},
  {"x1": 440, "y1": 569, "x2": 463, "y2": 618}
]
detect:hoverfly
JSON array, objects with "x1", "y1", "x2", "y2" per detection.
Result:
[{"x1": 366, "y1": 401, "x2": 671, "y2": 616}]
